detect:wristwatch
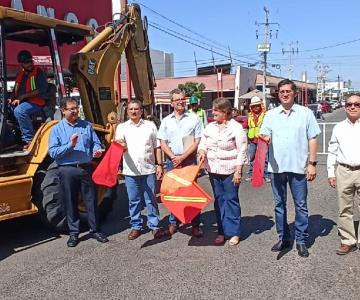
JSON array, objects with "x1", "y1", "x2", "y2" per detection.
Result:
[{"x1": 308, "y1": 161, "x2": 317, "y2": 166}]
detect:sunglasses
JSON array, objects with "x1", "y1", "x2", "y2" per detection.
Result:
[{"x1": 345, "y1": 102, "x2": 360, "y2": 108}]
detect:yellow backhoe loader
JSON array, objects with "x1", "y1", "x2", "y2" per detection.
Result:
[{"x1": 0, "y1": 4, "x2": 155, "y2": 231}]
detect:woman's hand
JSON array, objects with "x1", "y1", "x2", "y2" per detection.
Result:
[
  {"x1": 232, "y1": 172, "x2": 242, "y2": 186},
  {"x1": 197, "y1": 151, "x2": 206, "y2": 164}
]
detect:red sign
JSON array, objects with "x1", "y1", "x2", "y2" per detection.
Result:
[{"x1": 1, "y1": 0, "x2": 113, "y2": 73}]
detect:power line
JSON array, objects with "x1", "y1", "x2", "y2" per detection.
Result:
[
  {"x1": 148, "y1": 23, "x2": 251, "y2": 65},
  {"x1": 138, "y1": 2, "x2": 257, "y2": 62},
  {"x1": 299, "y1": 37, "x2": 360, "y2": 53},
  {"x1": 138, "y1": 2, "x2": 229, "y2": 50},
  {"x1": 149, "y1": 21, "x2": 242, "y2": 60}
]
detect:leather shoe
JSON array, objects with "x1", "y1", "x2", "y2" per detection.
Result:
[
  {"x1": 128, "y1": 229, "x2": 141, "y2": 240},
  {"x1": 191, "y1": 225, "x2": 203, "y2": 238},
  {"x1": 336, "y1": 244, "x2": 357, "y2": 255},
  {"x1": 271, "y1": 240, "x2": 291, "y2": 252},
  {"x1": 152, "y1": 229, "x2": 165, "y2": 239},
  {"x1": 67, "y1": 235, "x2": 79, "y2": 247},
  {"x1": 296, "y1": 244, "x2": 309, "y2": 257},
  {"x1": 168, "y1": 224, "x2": 178, "y2": 235},
  {"x1": 92, "y1": 232, "x2": 109, "y2": 243},
  {"x1": 214, "y1": 235, "x2": 225, "y2": 246}
]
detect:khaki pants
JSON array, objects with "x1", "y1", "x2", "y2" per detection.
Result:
[{"x1": 336, "y1": 164, "x2": 360, "y2": 245}]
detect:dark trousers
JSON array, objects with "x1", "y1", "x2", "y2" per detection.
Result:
[
  {"x1": 58, "y1": 165, "x2": 98, "y2": 236},
  {"x1": 209, "y1": 173, "x2": 241, "y2": 237}
]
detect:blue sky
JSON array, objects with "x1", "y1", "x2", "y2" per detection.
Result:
[{"x1": 124, "y1": 0, "x2": 360, "y2": 89}]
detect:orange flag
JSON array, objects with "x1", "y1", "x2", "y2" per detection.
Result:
[
  {"x1": 160, "y1": 165, "x2": 212, "y2": 224},
  {"x1": 92, "y1": 142, "x2": 125, "y2": 187}
]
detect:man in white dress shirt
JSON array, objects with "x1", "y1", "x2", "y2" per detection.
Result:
[
  {"x1": 115, "y1": 100, "x2": 165, "y2": 240},
  {"x1": 327, "y1": 93, "x2": 360, "y2": 255}
]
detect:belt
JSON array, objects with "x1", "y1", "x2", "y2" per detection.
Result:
[
  {"x1": 60, "y1": 163, "x2": 91, "y2": 168},
  {"x1": 339, "y1": 163, "x2": 360, "y2": 171}
]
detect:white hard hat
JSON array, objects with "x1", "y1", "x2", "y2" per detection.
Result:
[{"x1": 250, "y1": 96, "x2": 263, "y2": 106}]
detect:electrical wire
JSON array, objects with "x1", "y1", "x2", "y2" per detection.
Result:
[{"x1": 148, "y1": 23, "x2": 251, "y2": 65}]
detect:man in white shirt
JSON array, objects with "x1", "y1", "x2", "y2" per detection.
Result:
[
  {"x1": 115, "y1": 100, "x2": 165, "y2": 240},
  {"x1": 158, "y1": 88, "x2": 204, "y2": 238},
  {"x1": 327, "y1": 93, "x2": 360, "y2": 255}
]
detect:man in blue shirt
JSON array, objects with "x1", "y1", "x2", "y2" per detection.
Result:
[
  {"x1": 260, "y1": 79, "x2": 321, "y2": 257},
  {"x1": 158, "y1": 88, "x2": 204, "y2": 238},
  {"x1": 48, "y1": 97, "x2": 108, "y2": 247}
]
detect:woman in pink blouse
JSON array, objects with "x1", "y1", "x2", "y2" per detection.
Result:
[{"x1": 198, "y1": 98, "x2": 248, "y2": 246}]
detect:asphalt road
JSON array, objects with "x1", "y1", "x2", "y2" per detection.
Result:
[{"x1": 1, "y1": 107, "x2": 359, "y2": 300}]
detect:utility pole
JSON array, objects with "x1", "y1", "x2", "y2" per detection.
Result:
[
  {"x1": 256, "y1": 7, "x2": 279, "y2": 107},
  {"x1": 314, "y1": 61, "x2": 330, "y2": 102},
  {"x1": 194, "y1": 51, "x2": 198, "y2": 75},
  {"x1": 282, "y1": 41, "x2": 299, "y2": 80}
]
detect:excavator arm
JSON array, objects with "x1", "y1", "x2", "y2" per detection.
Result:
[{"x1": 69, "y1": 3, "x2": 155, "y2": 126}]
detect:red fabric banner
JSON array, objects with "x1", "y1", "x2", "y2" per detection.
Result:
[
  {"x1": 92, "y1": 142, "x2": 125, "y2": 187},
  {"x1": 251, "y1": 138, "x2": 269, "y2": 188}
]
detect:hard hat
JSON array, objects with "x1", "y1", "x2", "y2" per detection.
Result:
[
  {"x1": 17, "y1": 50, "x2": 33, "y2": 63},
  {"x1": 189, "y1": 95, "x2": 199, "y2": 105},
  {"x1": 250, "y1": 96, "x2": 263, "y2": 106}
]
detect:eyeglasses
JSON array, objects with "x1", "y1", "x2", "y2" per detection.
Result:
[
  {"x1": 172, "y1": 97, "x2": 186, "y2": 102},
  {"x1": 279, "y1": 90, "x2": 294, "y2": 95},
  {"x1": 64, "y1": 107, "x2": 79, "y2": 112},
  {"x1": 345, "y1": 102, "x2": 360, "y2": 108}
]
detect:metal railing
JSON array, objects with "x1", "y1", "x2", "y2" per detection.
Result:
[{"x1": 317, "y1": 122, "x2": 338, "y2": 155}]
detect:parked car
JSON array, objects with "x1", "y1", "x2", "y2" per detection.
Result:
[
  {"x1": 205, "y1": 108, "x2": 214, "y2": 123},
  {"x1": 307, "y1": 103, "x2": 318, "y2": 117},
  {"x1": 234, "y1": 115, "x2": 247, "y2": 126},
  {"x1": 321, "y1": 101, "x2": 332, "y2": 113},
  {"x1": 329, "y1": 100, "x2": 340, "y2": 110}
]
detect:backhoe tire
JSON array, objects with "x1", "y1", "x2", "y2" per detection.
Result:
[{"x1": 33, "y1": 161, "x2": 115, "y2": 233}]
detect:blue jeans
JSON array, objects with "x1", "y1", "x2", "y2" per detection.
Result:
[
  {"x1": 124, "y1": 173, "x2": 160, "y2": 230},
  {"x1": 247, "y1": 141, "x2": 269, "y2": 178},
  {"x1": 209, "y1": 173, "x2": 241, "y2": 236},
  {"x1": 165, "y1": 156, "x2": 201, "y2": 226},
  {"x1": 13, "y1": 101, "x2": 42, "y2": 143},
  {"x1": 271, "y1": 172, "x2": 308, "y2": 244}
]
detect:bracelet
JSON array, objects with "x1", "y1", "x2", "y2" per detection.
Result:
[{"x1": 157, "y1": 164, "x2": 164, "y2": 167}]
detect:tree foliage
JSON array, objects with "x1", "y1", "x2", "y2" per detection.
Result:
[{"x1": 178, "y1": 81, "x2": 206, "y2": 98}]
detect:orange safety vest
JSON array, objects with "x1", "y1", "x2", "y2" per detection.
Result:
[
  {"x1": 247, "y1": 111, "x2": 265, "y2": 139},
  {"x1": 14, "y1": 66, "x2": 45, "y2": 107}
]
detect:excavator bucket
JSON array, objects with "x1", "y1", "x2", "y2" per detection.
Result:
[{"x1": 69, "y1": 4, "x2": 155, "y2": 125}]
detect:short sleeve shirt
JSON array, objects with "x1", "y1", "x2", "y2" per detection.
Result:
[
  {"x1": 157, "y1": 111, "x2": 203, "y2": 155},
  {"x1": 259, "y1": 104, "x2": 321, "y2": 174}
]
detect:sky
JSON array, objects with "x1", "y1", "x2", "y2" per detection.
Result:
[{"x1": 116, "y1": 0, "x2": 360, "y2": 89}]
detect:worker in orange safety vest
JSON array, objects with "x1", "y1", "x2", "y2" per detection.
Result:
[
  {"x1": 242, "y1": 96, "x2": 270, "y2": 182},
  {"x1": 8, "y1": 50, "x2": 48, "y2": 149}
]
